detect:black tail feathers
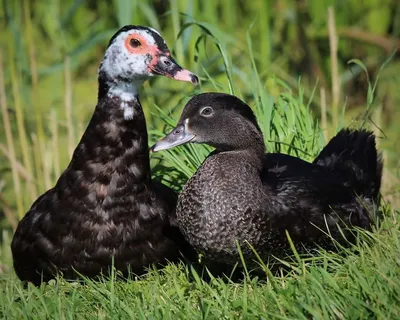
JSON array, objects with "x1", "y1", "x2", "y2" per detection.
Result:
[{"x1": 313, "y1": 129, "x2": 383, "y2": 201}]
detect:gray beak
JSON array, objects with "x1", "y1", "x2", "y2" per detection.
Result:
[
  {"x1": 151, "y1": 122, "x2": 195, "y2": 152},
  {"x1": 150, "y1": 55, "x2": 199, "y2": 85}
]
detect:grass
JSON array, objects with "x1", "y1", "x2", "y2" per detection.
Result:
[
  {"x1": 0, "y1": 1, "x2": 400, "y2": 319},
  {"x1": 0, "y1": 210, "x2": 399, "y2": 319}
]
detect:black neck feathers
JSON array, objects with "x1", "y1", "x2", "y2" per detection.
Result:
[{"x1": 58, "y1": 91, "x2": 151, "y2": 214}]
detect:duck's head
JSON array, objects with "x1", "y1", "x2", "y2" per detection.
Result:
[
  {"x1": 99, "y1": 25, "x2": 198, "y2": 85},
  {"x1": 151, "y1": 92, "x2": 264, "y2": 154}
]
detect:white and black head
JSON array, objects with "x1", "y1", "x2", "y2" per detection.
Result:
[
  {"x1": 99, "y1": 25, "x2": 198, "y2": 88},
  {"x1": 97, "y1": 25, "x2": 198, "y2": 120},
  {"x1": 151, "y1": 93, "x2": 264, "y2": 153}
]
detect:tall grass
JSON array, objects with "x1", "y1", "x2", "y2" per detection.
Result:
[{"x1": 0, "y1": 0, "x2": 399, "y2": 231}]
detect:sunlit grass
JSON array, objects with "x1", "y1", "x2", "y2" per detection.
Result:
[{"x1": 0, "y1": 208, "x2": 399, "y2": 318}]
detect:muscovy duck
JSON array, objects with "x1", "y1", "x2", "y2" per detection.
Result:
[{"x1": 11, "y1": 25, "x2": 198, "y2": 286}]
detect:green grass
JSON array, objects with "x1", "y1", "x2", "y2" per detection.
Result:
[
  {"x1": 0, "y1": 211, "x2": 399, "y2": 319},
  {"x1": 0, "y1": 1, "x2": 399, "y2": 319}
]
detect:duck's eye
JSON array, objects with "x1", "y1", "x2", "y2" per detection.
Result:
[
  {"x1": 200, "y1": 107, "x2": 213, "y2": 117},
  {"x1": 130, "y1": 38, "x2": 141, "y2": 48}
]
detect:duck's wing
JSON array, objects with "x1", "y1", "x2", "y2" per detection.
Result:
[
  {"x1": 260, "y1": 152, "x2": 373, "y2": 217},
  {"x1": 11, "y1": 187, "x2": 59, "y2": 286},
  {"x1": 261, "y1": 153, "x2": 372, "y2": 247},
  {"x1": 263, "y1": 153, "x2": 353, "y2": 203}
]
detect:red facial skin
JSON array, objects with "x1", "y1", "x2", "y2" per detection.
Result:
[
  {"x1": 124, "y1": 33, "x2": 165, "y2": 72},
  {"x1": 124, "y1": 32, "x2": 197, "y2": 84}
]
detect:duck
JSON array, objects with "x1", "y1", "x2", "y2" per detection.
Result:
[
  {"x1": 11, "y1": 25, "x2": 199, "y2": 286},
  {"x1": 151, "y1": 92, "x2": 382, "y2": 275}
]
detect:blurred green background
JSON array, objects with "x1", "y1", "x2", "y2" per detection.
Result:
[{"x1": 0, "y1": 0, "x2": 399, "y2": 266}]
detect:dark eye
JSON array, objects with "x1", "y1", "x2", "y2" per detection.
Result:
[
  {"x1": 130, "y1": 38, "x2": 141, "y2": 48},
  {"x1": 200, "y1": 107, "x2": 213, "y2": 117}
]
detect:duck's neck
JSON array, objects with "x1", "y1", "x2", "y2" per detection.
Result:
[
  {"x1": 98, "y1": 71, "x2": 145, "y2": 120},
  {"x1": 215, "y1": 134, "x2": 266, "y2": 171},
  {"x1": 67, "y1": 75, "x2": 151, "y2": 192}
]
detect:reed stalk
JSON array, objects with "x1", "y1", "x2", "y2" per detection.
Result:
[
  {"x1": 328, "y1": 6, "x2": 340, "y2": 132},
  {"x1": 23, "y1": 0, "x2": 45, "y2": 193},
  {"x1": 9, "y1": 44, "x2": 37, "y2": 204},
  {"x1": 320, "y1": 87, "x2": 328, "y2": 141},
  {"x1": 0, "y1": 50, "x2": 24, "y2": 220},
  {"x1": 50, "y1": 110, "x2": 61, "y2": 179},
  {"x1": 64, "y1": 56, "x2": 75, "y2": 159},
  {"x1": 170, "y1": 0, "x2": 184, "y2": 64}
]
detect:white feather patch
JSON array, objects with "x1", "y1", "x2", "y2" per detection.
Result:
[{"x1": 107, "y1": 81, "x2": 142, "y2": 120}]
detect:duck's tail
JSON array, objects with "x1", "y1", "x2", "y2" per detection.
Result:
[{"x1": 313, "y1": 129, "x2": 383, "y2": 201}]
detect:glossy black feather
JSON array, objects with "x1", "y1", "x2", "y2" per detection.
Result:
[
  {"x1": 313, "y1": 128, "x2": 382, "y2": 199},
  {"x1": 161, "y1": 93, "x2": 382, "y2": 274}
]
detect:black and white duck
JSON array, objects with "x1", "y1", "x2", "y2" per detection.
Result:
[
  {"x1": 11, "y1": 25, "x2": 198, "y2": 286},
  {"x1": 152, "y1": 92, "x2": 382, "y2": 274}
]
